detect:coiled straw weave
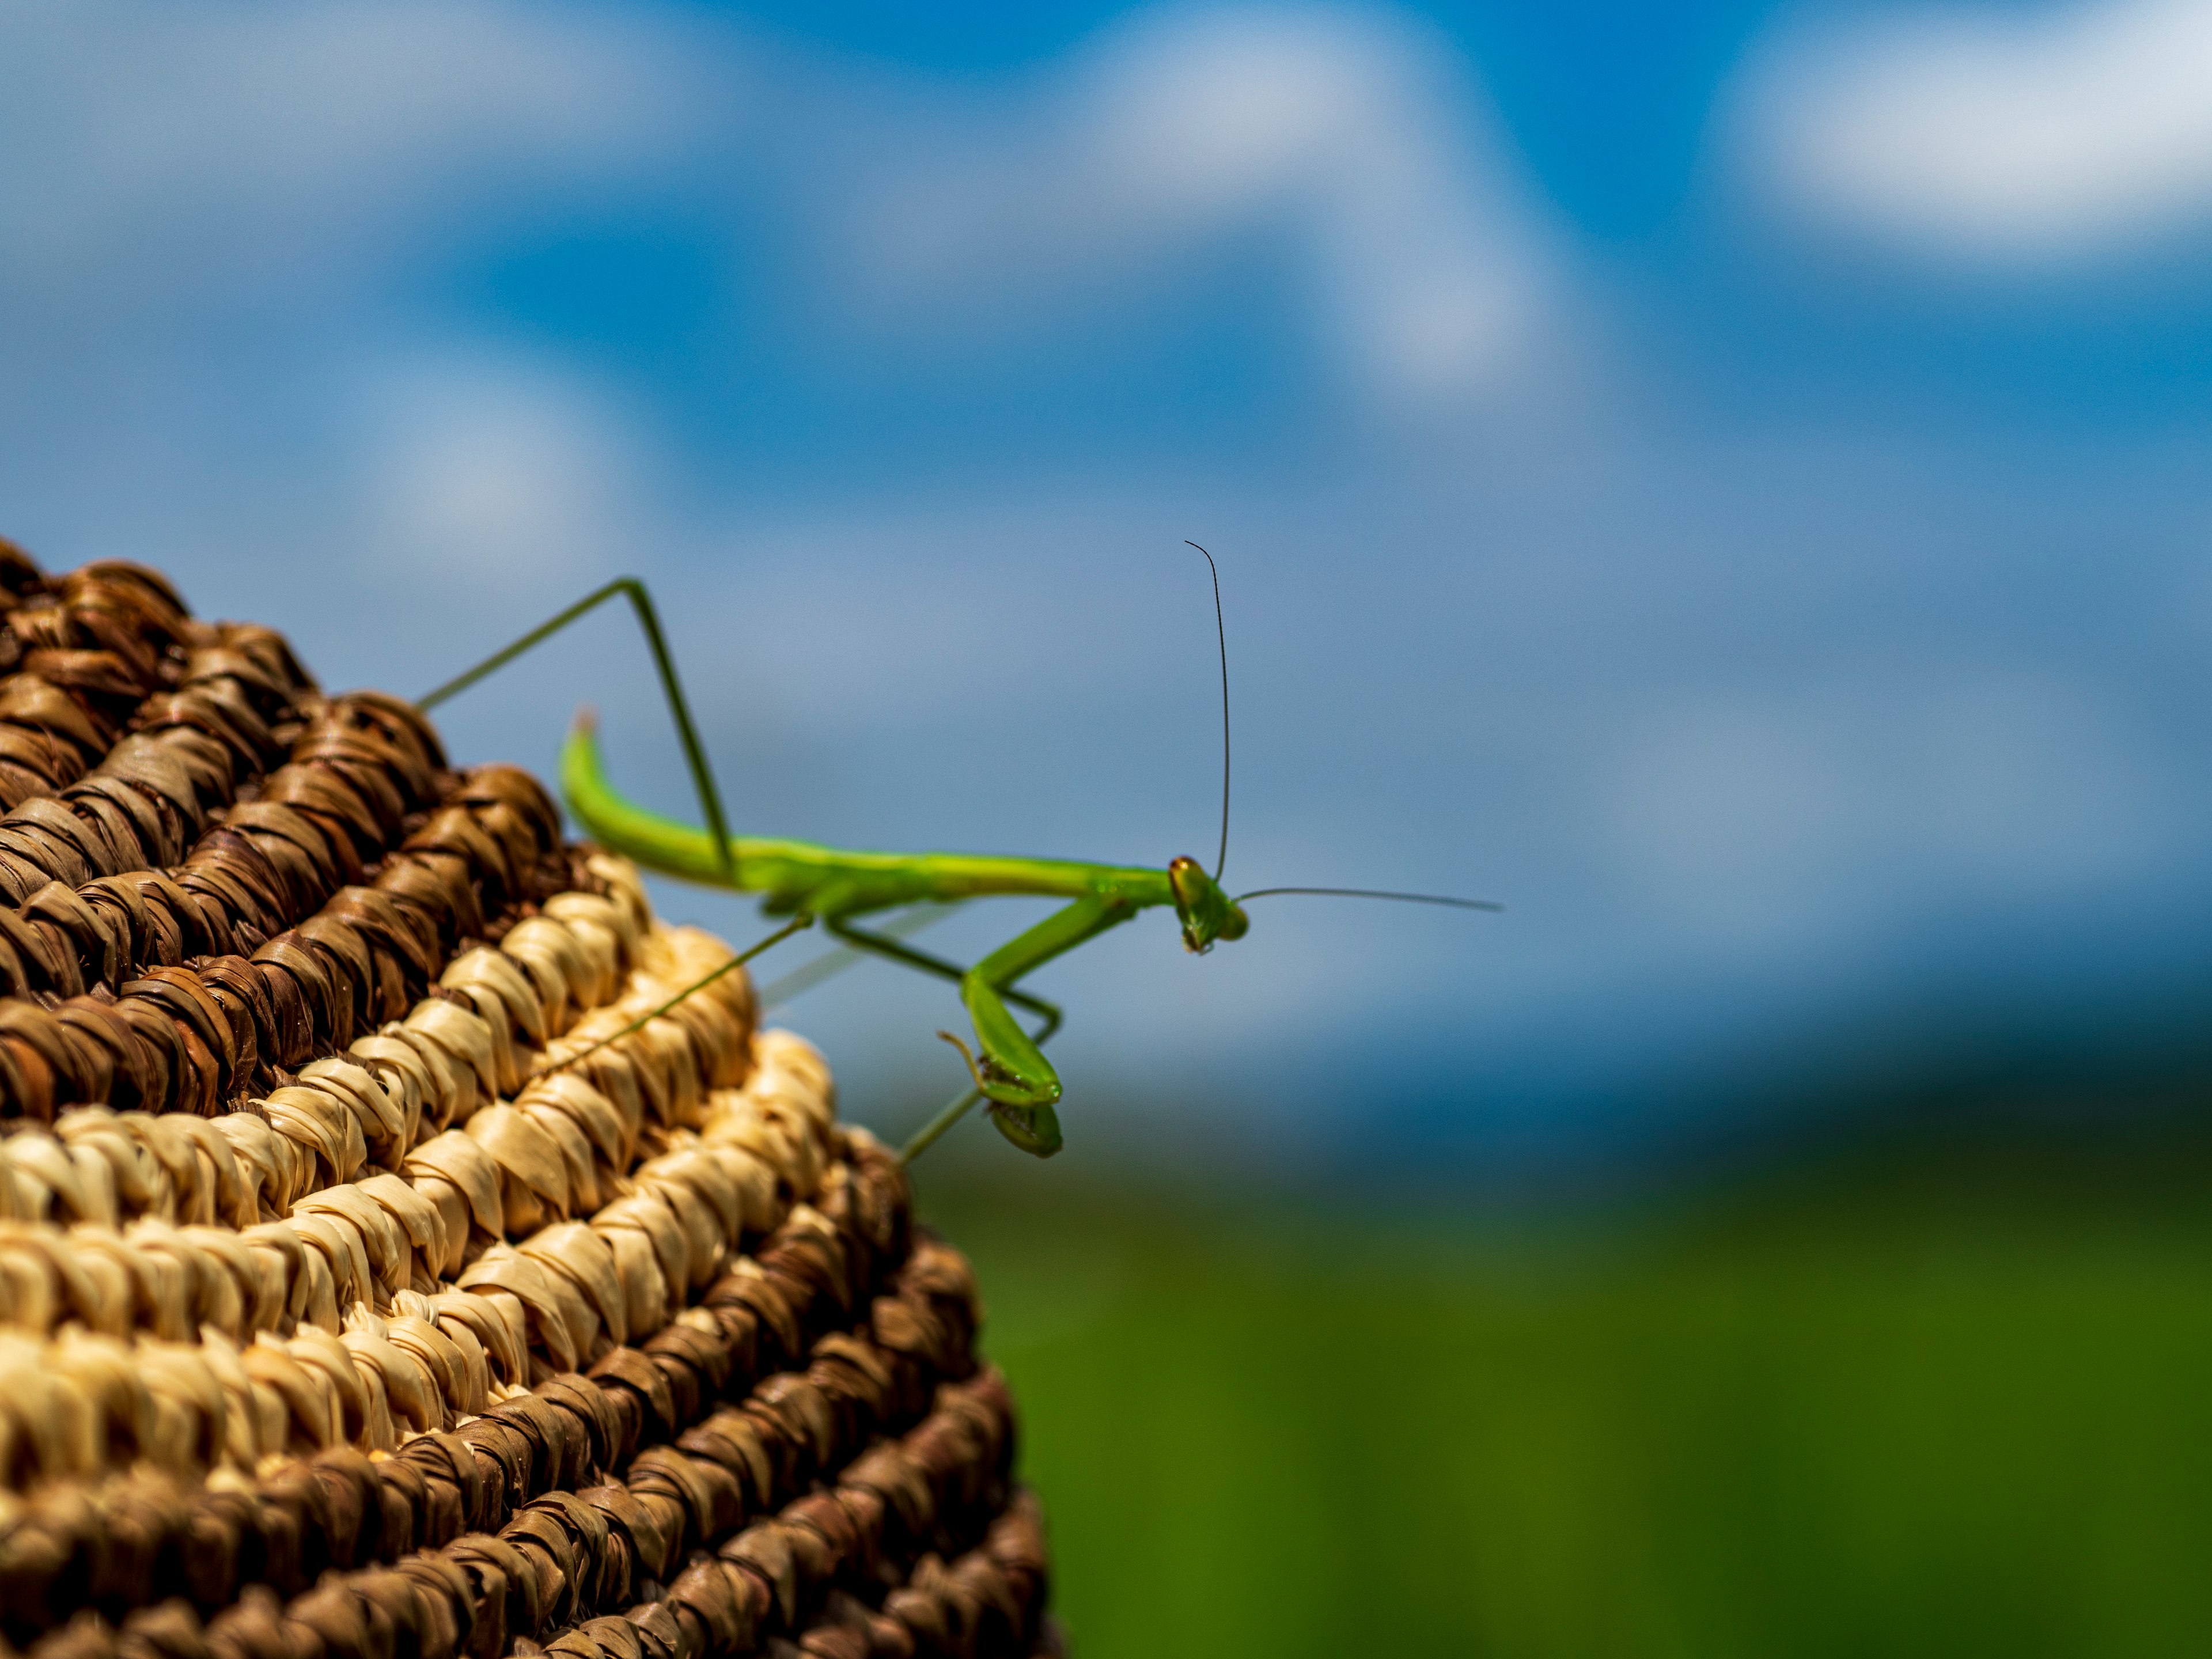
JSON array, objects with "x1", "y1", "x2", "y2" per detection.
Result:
[{"x1": 0, "y1": 542, "x2": 1059, "y2": 1659}]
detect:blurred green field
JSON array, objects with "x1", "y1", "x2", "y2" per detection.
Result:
[{"x1": 912, "y1": 1150, "x2": 2212, "y2": 1658}]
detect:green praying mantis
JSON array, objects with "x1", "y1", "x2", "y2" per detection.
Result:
[{"x1": 418, "y1": 547, "x2": 1497, "y2": 1162}]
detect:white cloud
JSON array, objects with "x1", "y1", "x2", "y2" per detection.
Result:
[
  {"x1": 361, "y1": 353, "x2": 656, "y2": 588},
  {"x1": 1736, "y1": 0, "x2": 2212, "y2": 262},
  {"x1": 0, "y1": 0, "x2": 714, "y2": 319},
  {"x1": 0, "y1": 2, "x2": 1569, "y2": 427},
  {"x1": 841, "y1": 6, "x2": 1559, "y2": 405}
]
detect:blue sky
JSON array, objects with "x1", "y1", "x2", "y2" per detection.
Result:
[{"x1": 5, "y1": 0, "x2": 2212, "y2": 1172}]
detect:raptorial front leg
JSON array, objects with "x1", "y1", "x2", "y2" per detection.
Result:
[
  {"x1": 952, "y1": 891, "x2": 1135, "y2": 1156},
  {"x1": 824, "y1": 913, "x2": 1071, "y2": 1157}
]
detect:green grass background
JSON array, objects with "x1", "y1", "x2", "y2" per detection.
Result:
[{"x1": 911, "y1": 1151, "x2": 2212, "y2": 1657}]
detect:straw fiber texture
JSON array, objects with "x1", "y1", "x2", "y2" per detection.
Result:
[{"x1": 0, "y1": 542, "x2": 1056, "y2": 1659}]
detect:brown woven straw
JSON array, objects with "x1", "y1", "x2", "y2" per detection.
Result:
[{"x1": 0, "y1": 543, "x2": 1054, "y2": 1659}]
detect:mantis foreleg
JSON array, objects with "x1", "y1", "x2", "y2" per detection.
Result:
[
  {"x1": 823, "y1": 914, "x2": 1070, "y2": 1158},
  {"x1": 839, "y1": 897, "x2": 1135, "y2": 1156},
  {"x1": 933, "y1": 891, "x2": 1139, "y2": 1156}
]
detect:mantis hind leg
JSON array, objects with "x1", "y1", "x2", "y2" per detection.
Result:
[{"x1": 417, "y1": 578, "x2": 736, "y2": 878}]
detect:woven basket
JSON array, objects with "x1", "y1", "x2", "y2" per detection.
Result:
[{"x1": 0, "y1": 547, "x2": 1058, "y2": 1659}]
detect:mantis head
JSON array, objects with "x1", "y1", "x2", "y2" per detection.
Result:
[{"x1": 1168, "y1": 855, "x2": 1248, "y2": 953}]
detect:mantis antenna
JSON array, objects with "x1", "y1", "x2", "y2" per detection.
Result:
[
  {"x1": 1183, "y1": 546, "x2": 1497, "y2": 918},
  {"x1": 1236, "y1": 887, "x2": 1502, "y2": 911},
  {"x1": 1187, "y1": 541, "x2": 1231, "y2": 880}
]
